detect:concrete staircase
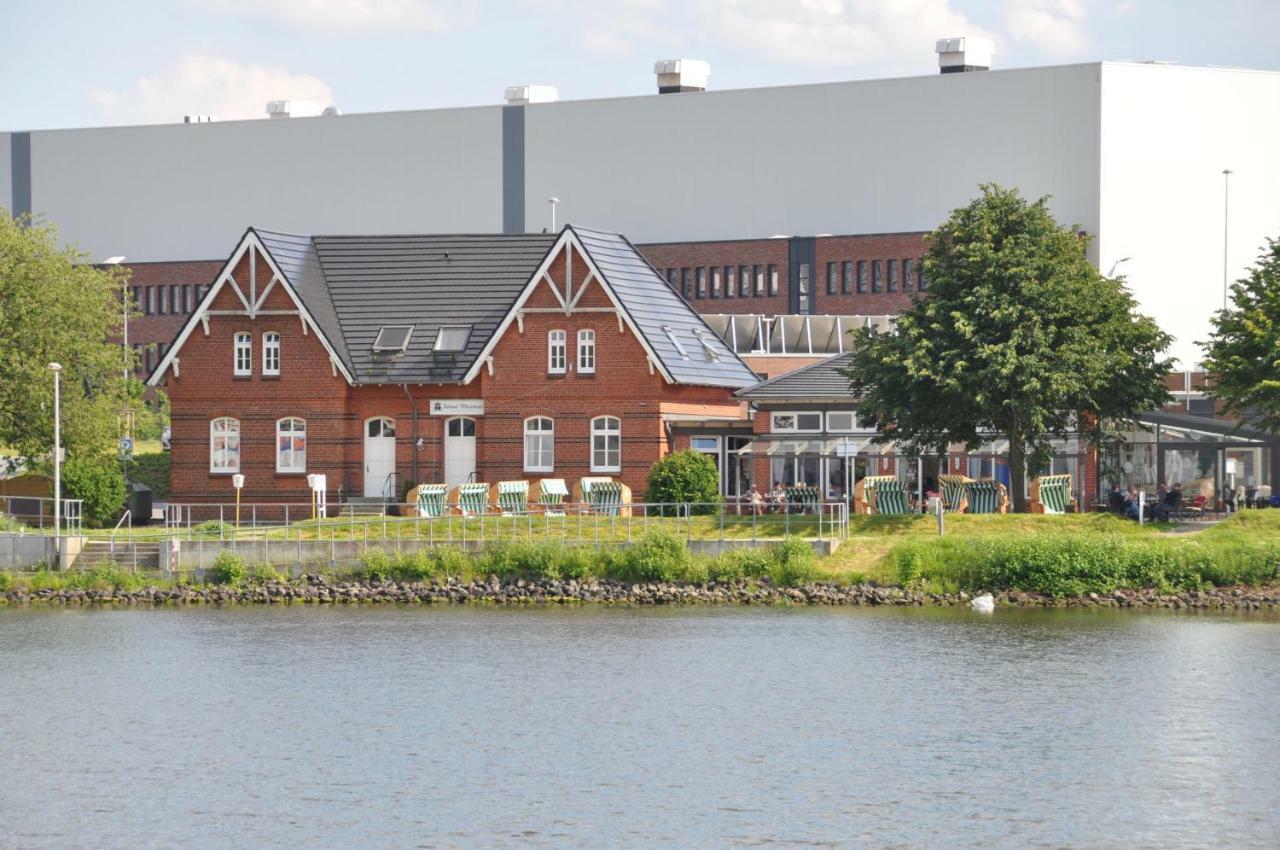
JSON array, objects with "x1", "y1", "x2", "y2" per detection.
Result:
[
  {"x1": 341, "y1": 497, "x2": 392, "y2": 517},
  {"x1": 77, "y1": 539, "x2": 163, "y2": 571}
]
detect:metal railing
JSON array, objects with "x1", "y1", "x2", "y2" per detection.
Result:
[{"x1": 1, "y1": 495, "x2": 85, "y2": 536}]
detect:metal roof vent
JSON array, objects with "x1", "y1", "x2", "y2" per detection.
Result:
[
  {"x1": 266, "y1": 99, "x2": 325, "y2": 119},
  {"x1": 183, "y1": 114, "x2": 216, "y2": 124},
  {"x1": 654, "y1": 59, "x2": 710, "y2": 93},
  {"x1": 504, "y1": 85, "x2": 559, "y2": 105},
  {"x1": 935, "y1": 37, "x2": 994, "y2": 74}
]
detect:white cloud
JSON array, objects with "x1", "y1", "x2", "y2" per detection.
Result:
[
  {"x1": 199, "y1": 0, "x2": 461, "y2": 35},
  {"x1": 90, "y1": 55, "x2": 333, "y2": 125},
  {"x1": 1003, "y1": 0, "x2": 1091, "y2": 58}
]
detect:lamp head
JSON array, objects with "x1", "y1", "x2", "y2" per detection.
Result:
[
  {"x1": 48, "y1": 362, "x2": 62, "y2": 373},
  {"x1": 231, "y1": 473, "x2": 245, "y2": 490},
  {"x1": 104, "y1": 256, "x2": 126, "y2": 265}
]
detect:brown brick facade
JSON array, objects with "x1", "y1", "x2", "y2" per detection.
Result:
[
  {"x1": 118, "y1": 259, "x2": 223, "y2": 376},
  {"x1": 160, "y1": 242, "x2": 743, "y2": 506}
]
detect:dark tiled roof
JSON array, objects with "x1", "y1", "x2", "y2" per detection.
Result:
[
  {"x1": 571, "y1": 227, "x2": 758, "y2": 389},
  {"x1": 258, "y1": 229, "x2": 556, "y2": 384},
  {"x1": 736, "y1": 353, "x2": 856, "y2": 400},
  {"x1": 251, "y1": 225, "x2": 757, "y2": 388}
]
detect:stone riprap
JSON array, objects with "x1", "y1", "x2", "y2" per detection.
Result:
[{"x1": 3, "y1": 575, "x2": 1280, "y2": 610}]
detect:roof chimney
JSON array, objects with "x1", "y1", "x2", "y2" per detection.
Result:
[
  {"x1": 654, "y1": 59, "x2": 710, "y2": 93},
  {"x1": 266, "y1": 99, "x2": 325, "y2": 119},
  {"x1": 504, "y1": 85, "x2": 559, "y2": 105},
  {"x1": 935, "y1": 37, "x2": 993, "y2": 74}
]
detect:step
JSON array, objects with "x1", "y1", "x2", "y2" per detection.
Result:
[{"x1": 77, "y1": 540, "x2": 163, "y2": 570}]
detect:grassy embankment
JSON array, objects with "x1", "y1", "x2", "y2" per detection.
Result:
[{"x1": 5, "y1": 512, "x2": 1278, "y2": 600}]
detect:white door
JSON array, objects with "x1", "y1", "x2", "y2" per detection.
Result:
[
  {"x1": 444, "y1": 417, "x2": 477, "y2": 487},
  {"x1": 364, "y1": 417, "x2": 397, "y2": 498}
]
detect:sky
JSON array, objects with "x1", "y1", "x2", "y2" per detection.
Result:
[{"x1": 2, "y1": 0, "x2": 1279, "y2": 131}]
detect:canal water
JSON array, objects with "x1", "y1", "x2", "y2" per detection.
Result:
[{"x1": 1, "y1": 606, "x2": 1278, "y2": 848}]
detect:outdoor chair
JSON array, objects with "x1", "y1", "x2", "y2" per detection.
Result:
[
  {"x1": 576, "y1": 477, "x2": 632, "y2": 516},
  {"x1": 785, "y1": 485, "x2": 821, "y2": 514},
  {"x1": 413, "y1": 483, "x2": 448, "y2": 518},
  {"x1": 863, "y1": 477, "x2": 911, "y2": 515},
  {"x1": 538, "y1": 478, "x2": 570, "y2": 515},
  {"x1": 964, "y1": 479, "x2": 1009, "y2": 514},
  {"x1": 938, "y1": 474, "x2": 971, "y2": 512},
  {"x1": 495, "y1": 480, "x2": 529, "y2": 515},
  {"x1": 853, "y1": 475, "x2": 898, "y2": 515},
  {"x1": 450, "y1": 482, "x2": 490, "y2": 516},
  {"x1": 1029, "y1": 474, "x2": 1073, "y2": 515}
]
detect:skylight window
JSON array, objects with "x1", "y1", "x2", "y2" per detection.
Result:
[
  {"x1": 433, "y1": 326, "x2": 472, "y2": 353},
  {"x1": 694, "y1": 330, "x2": 721, "y2": 362},
  {"x1": 372, "y1": 325, "x2": 414, "y2": 354},
  {"x1": 662, "y1": 324, "x2": 689, "y2": 359}
]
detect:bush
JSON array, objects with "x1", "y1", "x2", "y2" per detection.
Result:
[
  {"x1": 62, "y1": 454, "x2": 126, "y2": 528},
  {"x1": 617, "y1": 529, "x2": 692, "y2": 583},
  {"x1": 770, "y1": 537, "x2": 818, "y2": 587},
  {"x1": 645, "y1": 450, "x2": 720, "y2": 515},
  {"x1": 361, "y1": 548, "x2": 394, "y2": 581},
  {"x1": 208, "y1": 551, "x2": 246, "y2": 585},
  {"x1": 557, "y1": 548, "x2": 595, "y2": 581},
  {"x1": 193, "y1": 520, "x2": 235, "y2": 538},
  {"x1": 0, "y1": 571, "x2": 12, "y2": 592},
  {"x1": 79, "y1": 562, "x2": 146, "y2": 592},
  {"x1": 480, "y1": 542, "x2": 561, "y2": 581},
  {"x1": 246, "y1": 564, "x2": 285, "y2": 583},
  {"x1": 707, "y1": 547, "x2": 773, "y2": 584},
  {"x1": 128, "y1": 452, "x2": 170, "y2": 500}
]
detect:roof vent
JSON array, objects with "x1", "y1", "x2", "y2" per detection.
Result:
[
  {"x1": 654, "y1": 59, "x2": 710, "y2": 93},
  {"x1": 504, "y1": 85, "x2": 559, "y2": 105},
  {"x1": 183, "y1": 114, "x2": 216, "y2": 124},
  {"x1": 935, "y1": 37, "x2": 993, "y2": 74},
  {"x1": 266, "y1": 99, "x2": 325, "y2": 119},
  {"x1": 372, "y1": 325, "x2": 414, "y2": 354}
]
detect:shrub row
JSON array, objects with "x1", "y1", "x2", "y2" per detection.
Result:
[{"x1": 890, "y1": 530, "x2": 1280, "y2": 597}]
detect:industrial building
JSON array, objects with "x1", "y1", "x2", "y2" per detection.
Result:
[{"x1": 4, "y1": 41, "x2": 1280, "y2": 366}]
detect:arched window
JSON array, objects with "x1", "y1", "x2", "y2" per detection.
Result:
[
  {"x1": 262, "y1": 332, "x2": 280, "y2": 376},
  {"x1": 210, "y1": 418, "x2": 240, "y2": 473},
  {"x1": 524, "y1": 417, "x2": 554, "y2": 472},
  {"x1": 234, "y1": 332, "x2": 252, "y2": 376},
  {"x1": 276, "y1": 417, "x2": 307, "y2": 473},
  {"x1": 591, "y1": 416, "x2": 620, "y2": 472},
  {"x1": 577, "y1": 329, "x2": 596, "y2": 374},
  {"x1": 548, "y1": 330, "x2": 566, "y2": 374}
]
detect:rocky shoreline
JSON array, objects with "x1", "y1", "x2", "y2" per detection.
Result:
[{"x1": 3, "y1": 574, "x2": 1280, "y2": 611}]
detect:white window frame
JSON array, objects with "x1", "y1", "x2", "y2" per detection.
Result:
[
  {"x1": 826, "y1": 411, "x2": 858, "y2": 432},
  {"x1": 591, "y1": 416, "x2": 621, "y2": 473},
  {"x1": 771, "y1": 412, "x2": 823, "y2": 433},
  {"x1": 209, "y1": 417, "x2": 240, "y2": 473},
  {"x1": 577, "y1": 329, "x2": 596, "y2": 374},
  {"x1": 262, "y1": 332, "x2": 280, "y2": 376},
  {"x1": 276, "y1": 417, "x2": 307, "y2": 473},
  {"x1": 233, "y1": 332, "x2": 252, "y2": 376},
  {"x1": 548, "y1": 329, "x2": 566, "y2": 374},
  {"x1": 523, "y1": 417, "x2": 555, "y2": 473}
]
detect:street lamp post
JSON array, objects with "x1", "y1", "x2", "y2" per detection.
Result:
[
  {"x1": 1222, "y1": 169, "x2": 1233, "y2": 312},
  {"x1": 48, "y1": 363, "x2": 63, "y2": 562},
  {"x1": 548, "y1": 197, "x2": 560, "y2": 232}
]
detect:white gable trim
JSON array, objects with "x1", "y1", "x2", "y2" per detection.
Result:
[
  {"x1": 148, "y1": 230, "x2": 355, "y2": 387},
  {"x1": 463, "y1": 229, "x2": 674, "y2": 385}
]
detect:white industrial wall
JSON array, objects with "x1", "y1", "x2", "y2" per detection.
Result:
[
  {"x1": 1098, "y1": 63, "x2": 1280, "y2": 366},
  {"x1": 523, "y1": 65, "x2": 1103, "y2": 248},
  {"x1": 23, "y1": 106, "x2": 504, "y2": 261}
]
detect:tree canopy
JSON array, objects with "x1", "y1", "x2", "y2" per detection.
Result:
[
  {"x1": 843, "y1": 184, "x2": 1173, "y2": 511},
  {"x1": 0, "y1": 211, "x2": 129, "y2": 475},
  {"x1": 1200, "y1": 236, "x2": 1280, "y2": 433}
]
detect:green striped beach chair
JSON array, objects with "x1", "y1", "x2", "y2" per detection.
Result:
[
  {"x1": 538, "y1": 478, "x2": 569, "y2": 515},
  {"x1": 785, "y1": 485, "x2": 821, "y2": 514},
  {"x1": 938, "y1": 474, "x2": 971, "y2": 512},
  {"x1": 964, "y1": 480, "x2": 1006, "y2": 514},
  {"x1": 853, "y1": 475, "x2": 896, "y2": 515},
  {"x1": 451, "y1": 482, "x2": 490, "y2": 516},
  {"x1": 869, "y1": 478, "x2": 911, "y2": 515},
  {"x1": 414, "y1": 484, "x2": 448, "y2": 518},
  {"x1": 1031, "y1": 474, "x2": 1073, "y2": 515},
  {"x1": 495, "y1": 480, "x2": 529, "y2": 515},
  {"x1": 577, "y1": 478, "x2": 632, "y2": 516}
]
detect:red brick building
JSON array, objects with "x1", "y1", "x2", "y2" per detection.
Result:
[
  {"x1": 120, "y1": 260, "x2": 223, "y2": 376},
  {"x1": 148, "y1": 226, "x2": 756, "y2": 506}
]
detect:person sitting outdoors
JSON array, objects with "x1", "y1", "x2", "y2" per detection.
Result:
[
  {"x1": 1123, "y1": 485, "x2": 1143, "y2": 521},
  {"x1": 745, "y1": 485, "x2": 765, "y2": 516},
  {"x1": 767, "y1": 481, "x2": 787, "y2": 514},
  {"x1": 1154, "y1": 482, "x2": 1183, "y2": 521},
  {"x1": 1108, "y1": 485, "x2": 1127, "y2": 514}
]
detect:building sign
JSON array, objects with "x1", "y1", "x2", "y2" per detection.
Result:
[{"x1": 429, "y1": 399, "x2": 484, "y2": 416}]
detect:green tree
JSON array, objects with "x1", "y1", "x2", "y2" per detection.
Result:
[
  {"x1": 0, "y1": 211, "x2": 130, "y2": 497},
  {"x1": 843, "y1": 185, "x2": 1173, "y2": 511},
  {"x1": 1200, "y1": 237, "x2": 1280, "y2": 433}
]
